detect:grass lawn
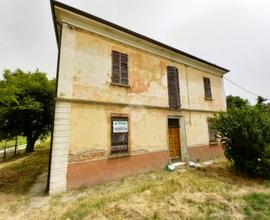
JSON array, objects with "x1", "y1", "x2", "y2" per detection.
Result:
[
  {"x1": 0, "y1": 146, "x2": 270, "y2": 220},
  {"x1": 0, "y1": 136, "x2": 26, "y2": 149},
  {"x1": 0, "y1": 142, "x2": 49, "y2": 194}
]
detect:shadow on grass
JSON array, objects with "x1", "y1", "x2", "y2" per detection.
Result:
[{"x1": 0, "y1": 143, "x2": 50, "y2": 195}]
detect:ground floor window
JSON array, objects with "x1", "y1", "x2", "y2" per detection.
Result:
[
  {"x1": 207, "y1": 118, "x2": 217, "y2": 144},
  {"x1": 111, "y1": 116, "x2": 129, "y2": 154}
]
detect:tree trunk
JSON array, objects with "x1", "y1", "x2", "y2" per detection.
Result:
[{"x1": 25, "y1": 136, "x2": 37, "y2": 153}]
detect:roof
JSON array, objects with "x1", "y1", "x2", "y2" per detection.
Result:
[{"x1": 50, "y1": 0, "x2": 229, "y2": 73}]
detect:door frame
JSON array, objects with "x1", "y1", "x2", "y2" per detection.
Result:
[{"x1": 167, "y1": 115, "x2": 189, "y2": 162}]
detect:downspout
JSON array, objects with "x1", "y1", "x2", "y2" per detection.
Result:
[{"x1": 185, "y1": 65, "x2": 192, "y2": 124}]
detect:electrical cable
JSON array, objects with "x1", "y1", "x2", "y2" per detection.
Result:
[{"x1": 224, "y1": 77, "x2": 269, "y2": 100}]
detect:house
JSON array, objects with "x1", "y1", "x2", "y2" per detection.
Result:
[{"x1": 48, "y1": 1, "x2": 229, "y2": 193}]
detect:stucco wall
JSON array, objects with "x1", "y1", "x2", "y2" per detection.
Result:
[
  {"x1": 182, "y1": 111, "x2": 215, "y2": 147},
  {"x1": 68, "y1": 103, "x2": 218, "y2": 159},
  {"x1": 56, "y1": 24, "x2": 226, "y2": 158},
  {"x1": 57, "y1": 25, "x2": 226, "y2": 112},
  {"x1": 50, "y1": 7, "x2": 227, "y2": 193},
  {"x1": 69, "y1": 102, "x2": 168, "y2": 157}
]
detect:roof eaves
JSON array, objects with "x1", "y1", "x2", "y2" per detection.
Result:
[{"x1": 51, "y1": 0, "x2": 229, "y2": 73}]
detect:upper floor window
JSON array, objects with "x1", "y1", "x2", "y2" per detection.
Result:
[
  {"x1": 203, "y1": 77, "x2": 212, "y2": 100},
  {"x1": 167, "y1": 66, "x2": 181, "y2": 108},
  {"x1": 111, "y1": 50, "x2": 128, "y2": 85}
]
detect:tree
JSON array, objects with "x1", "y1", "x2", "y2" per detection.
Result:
[
  {"x1": 211, "y1": 98, "x2": 270, "y2": 178},
  {"x1": 0, "y1": 69, "x2": 55, "y2": 152},
  {"x1": 226, "y1": 95, "x2": 249, "y2": 110},
  {"x1": 256, "y1": 96, "x2": 267, "y2": 105}
]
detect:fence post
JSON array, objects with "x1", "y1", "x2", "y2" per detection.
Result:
[
  {"x1": 14, "y1": 136, "x2": 18, "y2": 155},
  {"x1": 3, "y1": 141, "x2": 7, "y2": 160}
]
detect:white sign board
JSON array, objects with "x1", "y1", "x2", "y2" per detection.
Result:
[{"x1": 113, "y1": 121, "x2": 128, "y2": 133}]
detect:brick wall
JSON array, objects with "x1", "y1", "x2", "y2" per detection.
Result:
[
  {"x1": 67, "y1": 150, "x2": 169, "y2": 189},
  {"x1": 188, "y1": 144, "x2": 224, "y2": 162}
]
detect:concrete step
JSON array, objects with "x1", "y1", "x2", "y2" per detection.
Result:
[{"x1": 171, "y1": 162, "x2": 186, "y2": 169}]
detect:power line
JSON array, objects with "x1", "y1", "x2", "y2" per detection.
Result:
[{"x1": 224, "y1": 77, "x2": 269, "y2": 100}]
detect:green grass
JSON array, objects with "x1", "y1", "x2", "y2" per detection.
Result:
[
  {"x1": 0, "y1": 136, "x2": 26, "y2": 149},
  {"x1": 243, "y1": 192, "x2": 270, "y2": 219},
  {"x1": 0, "y1": 142, "x2": 50, "y2": 194},
  {"x1": 1, "y1": 153, "x2": 270, "y2": 219}
]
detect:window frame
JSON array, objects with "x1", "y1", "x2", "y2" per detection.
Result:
[
  {"x1": 110, "y1": 114, "x2": 130, "y2": 157},
  {"x1": 207, "y1": 118, "x2": 217, "y2": 144},
  {"x1": 111, "y1": 50, "x2": 129, "y2": 86},
  {"x1": 203, "y1": 77, "x2": 213, "y2": 100}
]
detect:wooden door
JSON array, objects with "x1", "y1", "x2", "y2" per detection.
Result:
[{"x1": 168, "y1": 119, "x2": 181, "y2": 159}]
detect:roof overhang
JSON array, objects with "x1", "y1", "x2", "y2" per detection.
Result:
[{"x1": 50, "y1": 0, "x2": 229, "y2": 76}]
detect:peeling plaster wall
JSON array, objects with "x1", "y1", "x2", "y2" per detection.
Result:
[
  {"x1": 58, "y1": 25, "x2": 226, "y2": 111},
  {"x1": 69, "y1": 103, "x2": 168, "y2": 156},
  {"x1": 57, "y1": 24, "x2": 226, "y2": 158}
]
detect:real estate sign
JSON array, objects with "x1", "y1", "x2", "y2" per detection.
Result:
[{"x1": 113, "y1": 121, "x2": 128, "y2": 133}]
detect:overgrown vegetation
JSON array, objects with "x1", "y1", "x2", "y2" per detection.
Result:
[
  {"x1": 0, "y1": 69, "x2": 55, "y2": 152},
  {"x1": 1, "y1": 155, "x2": 270, "y2": 219},
  {"x1": 212, "y1": 96, "x2": 270, "y2": 179}
]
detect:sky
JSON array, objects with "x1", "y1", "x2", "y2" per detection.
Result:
[{"x1": 0, "y1": 0, "x2": 269, "y2": 104}]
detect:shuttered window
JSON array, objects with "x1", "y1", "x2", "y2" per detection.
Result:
[
  {"x1": 112, "y1": 50, "x2": 128, "y2": 85},
  {"x1": 167, "y1": 66, "x2": 181, "y2": 108},
  {"x1": 208, "y1": 118, "x2": 217, "y2": 143},
  {"x1": 111, "y1": 116, "x2": 128, "y2": 154},
  {"x1": 203, "y1": 77, "x2": 212, "y2": 100}
]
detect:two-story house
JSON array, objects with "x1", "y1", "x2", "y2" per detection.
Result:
[{"x1": 48, "y1": 1, "x2": 229, "y2": 193}]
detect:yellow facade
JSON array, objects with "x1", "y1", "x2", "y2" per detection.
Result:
[
  {"x1": 49, "y1": 2, "x2": 228, "y2": 193},
  {"x1": 56, "y1": 24, "x2": 226, "y2": 158}
]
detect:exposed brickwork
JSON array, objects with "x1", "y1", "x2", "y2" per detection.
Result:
[
  {"x1": 188, "y1": 144, "x2": 224, "y2": 162},
  {"x1": 67, "y1": 150, "x2": 169, "y2": 189},
  {"x1": 69, "y1": 149, "x2": 107, "y2": 163}
]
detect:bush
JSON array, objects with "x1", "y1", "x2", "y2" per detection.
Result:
[{"x1": 211, "y1": 105, "x2": 270, "y2": 178}]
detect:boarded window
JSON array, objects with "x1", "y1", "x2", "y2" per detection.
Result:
[
  {"x1": 203, "y1": 77, "x2": 212, "y2": 99},
  {"x1": 167, "y1": 66, "x2": 181, "y2": 108},
  {"x1": 111, "y1": 116, "x2": 128, "y2": 154},
  {"x1": 208, "y1": 118, "x2": 217, "y2": 143},
  {"x1": 112, "y1": 50, "x2": 128, "y2": 85}
]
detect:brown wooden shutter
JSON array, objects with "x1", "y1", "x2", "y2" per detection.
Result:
[
  {"x1": 120, "y1": 53, "x2": 128, "y2": 85},
  {"x1": 203, "y1": 77, "x2": 212, "y2": 99},
  {"x1": 167, "y1": 66, "x2": 181, "y2": 108},
  {"x1": 112, "y1": 51, "x2": 120, "y2": 83},
  {"x1": 112, "y1": 51, "x2": 128, "y2": 85}
]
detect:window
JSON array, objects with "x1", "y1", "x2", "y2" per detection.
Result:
[
  {"x1": 111, "y1": 50, "x2": 128, "y2": 85},
  {"x1": 203, "y1": 77, "x2": 212, "y2": 100},
  {"x1": 207, "y1": 118, "x2": 217, "y2": 143},
  {"x1": 167, "y1": 66, "x2": 181, "y2": 108},
  {"x1": 111, "y1": 116, "x2": 129, "y2": 154}
]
